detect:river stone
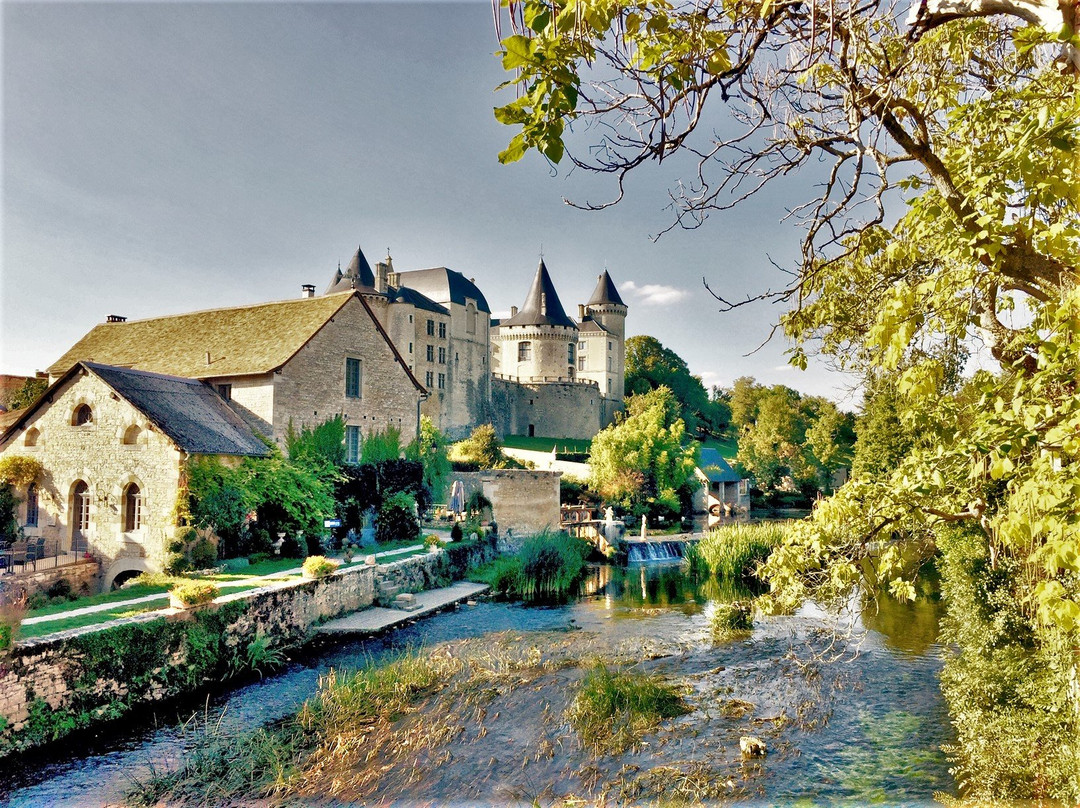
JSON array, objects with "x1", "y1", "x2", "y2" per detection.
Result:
[{"x1": 740, "y1": 736, "x2": 767, "y2": 757}]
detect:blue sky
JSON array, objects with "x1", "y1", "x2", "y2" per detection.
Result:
[{"x1": 2, "y1": 1, "x2": 860, "y2": 405}]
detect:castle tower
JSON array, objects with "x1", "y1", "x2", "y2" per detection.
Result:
[
  {"x1": 494, "y1": 259, "x2": 578, "y2": 382},
  {"x1": 581, "y1": 270, "x2": 628, "y2": 402}
]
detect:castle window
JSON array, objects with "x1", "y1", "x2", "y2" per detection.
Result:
[
  {"x1": 438, "y1": 322, "x2": 447, "y2": 339},
  {"x1": 345, "y1": 357, "x2": 362, "y2": 399},
  {"x1": 123, "y1": 483, "x2": 143, "y2": 532},
  {"x1": 608, "y1": 379, "x2": 612, "y2": 394},
  {"x1": 26, "y1": 483, "x2": 39, "y2": 527},
  {"x1": 217, "y1": 384, "x2": 232, "y2": 401},
  {"x1": 426, "y1": 319, "x2": 435, "y2": 336},
  {"x1": 345, "y1": 426, "x2": 361, "y2": 463},
  {"x1": 438, "y1": 373, "x2": 446, "y2": 390},
  {"x1": 568, "y1": 367, "x2": 575, "y2": 380},
  {"x1": 578, "y1": 356, "x2": 586, "y2": 371},
  {"x1": 518, "y1": 341, "x2": 532, "y2": 361},
  {"x1": 408, "y1": 342, "x2": 413, "y2": 354},
  {"x1": 123, "y1": 424, "x2": 142, "y2": 446},
  {"x1": 426, "y1": 371, "x2": 434, "y2": 388},
  {"x1": 25, "y1": 428, "x2": 40, "y2": 447},
  {"x1": 426, "y1": 345, "x2": 434, "y2": 362},
  {"x1": 73, "y1": 404, "x2": 93, "y2": 426},
  {"x1": 466, "y1": 302, "x2": 477, "y2": 334},
  {"x1": 568, "y1": 343, "x2": 575, "y2": 364},
  {"x1": 607, "y1": 356, "x2": 613, "y2": 371},
  {"x1": 608, "y1": 341, "x2": 613, "y2": 351},
  {"x1": 578, "y1": 341, "x2": 586, "y2": 351},
  {"x1": 438, "y1": 347, "x2": 446, "y2": 364}
]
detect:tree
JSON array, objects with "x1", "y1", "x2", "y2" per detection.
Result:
[
  {"x1": 494, "y1": 0, "x2": 1079, "y2": 796},
  {"x1": 589, "y1": 386, "x2": 697, "y2": 518},
  {"x1": 2, "y1": 377, "x2": 46, "y2": 411},
  {"x1": 624, "y1": 335, "x2": 724, "y2": 436},
  {"x1": 851, "y1": 377, "x2": 913, "y2": 479},
  {"x1": 449, "y1": 424, "x2": 519, "y2": 470},
  {"x1": 406, "y1": 416, "x2": 452, "y2": 500}
]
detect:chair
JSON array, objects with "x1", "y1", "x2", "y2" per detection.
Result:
[
  {"x1": 27, "y1": 537, "x2": 47, "y2": 569},
  {"x1": 10, "y1": 540, "x2": 27, "y2": 572}
]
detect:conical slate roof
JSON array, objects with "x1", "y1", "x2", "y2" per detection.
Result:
[
  {"x1": 325, "y1": 245, "x2": 377, "y2": 293},
  {"x1": 501, "y1": 260, "x2": 576, "y2": 329},
  {"x1": 587, "y1": 270, "x2": 626, "y2": 307}
]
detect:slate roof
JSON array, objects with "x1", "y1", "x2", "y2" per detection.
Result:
[
  {"x1": 500, "y1": 260, "x2": 576, "y2": 329},
  {"x1": 326, "y1": 245, "x2": 378, "y2": 294},
  {"x1": 576, "y1": 317, "x2": 610, "y2": 335},
  {"x1": 389, "y1": 285, "x2": 449, "y2": 316},
  {"x1": 397, "y1": 267, "x2": 491, "y2": 314},
  {"x1": 1, "y1": 362, "x2": 270, "y2": 457},
  {"x1": 697, "y1": 448, "x2": 742, "y2": 483},
  {"x1": 587, "y1": 270, "x2": 626, "y2": 307},
  {"x1": 47, "y1": 293, "x2": 357, "y2": 380}
]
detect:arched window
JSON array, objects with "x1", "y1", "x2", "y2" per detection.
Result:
[
  {"x1": 73, "y1": 404, "x2": 93, "y2": 425},
  {"x1": 72, "y1": 480, "x2": 90, "y2": 553},
  {"x1": 26, "y1": 483, "x2": 39, "y2": 527},
  {"x1": 123, "y1": 424, "x2": 141, "y2": 445},
  {"x1": 124, "y1": 483, "x2": 143, "y2": 532},
  {"x1": 24, "y1": 427, "x2": 40, "y2": 447},
  {"x1": 466, "y1": 302, "x2": 477, "y2": 334},
  {"x1": 518, "y1": 341, "x2": 532, "y2": 362}
]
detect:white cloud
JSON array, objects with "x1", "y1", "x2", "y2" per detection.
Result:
[{"x1": 621, "y1": 280, "x2": 689, "y2": 307}]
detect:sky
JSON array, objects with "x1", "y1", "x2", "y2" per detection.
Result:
[{"x1": 1, "y1": 1, "x2": 862, "y2": 407}]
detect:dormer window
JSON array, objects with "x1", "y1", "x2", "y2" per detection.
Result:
[{"x1": 73, "y1": 404, "x2": 93, "y2": 426}]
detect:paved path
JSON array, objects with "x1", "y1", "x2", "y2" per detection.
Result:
[
  {"x1": 22, "y1": 543, "x2": 426, "y2": 627},
  {"x1": 317, "y1": 581, "x2": 490, "y2": 636}
]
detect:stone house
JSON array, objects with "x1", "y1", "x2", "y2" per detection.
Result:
[
  {"x1": 490, "y1": 261, "x2": 628, "y2": 439},
  {"x1": 46, "y1": 290, "x2": 426, "y2": 460},
  {"x1": 0, "y1": 362, "x2": 270, "y2": 588},
  {"x1": 692, "y1": 448, "x2": 751, "y2": 515}
]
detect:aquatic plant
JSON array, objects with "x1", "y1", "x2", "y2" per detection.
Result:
[
  {"x1": 697, "y1": 522, "x2": 786, "y2": 581},
  {"x1": 566, "y1": 661, "x2": 689, "y2": 755},
  {"x1": 470, "y1": 531, "x2": 588, "y2": 602},
  {"x1": 709, "y1": 601, "x2": 753, "y2": 642}
]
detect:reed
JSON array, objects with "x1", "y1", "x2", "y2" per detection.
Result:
[
  {"x1": 697, "y1": 522, "x2": 787, "y2": 581},
  {"x1": 469, "y1": 530, "x2": 589, "y2": 602}
]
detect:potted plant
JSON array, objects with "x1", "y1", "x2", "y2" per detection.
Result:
[
  {"x1": 302, "y1": 555, "x2": 337, "y2": 579},
  {"x1": 423, "y1": 534, "x2": 444, "y2": 553},
  {"x1": 169, "y1": 581, "x2": 219, "y2": 610}
]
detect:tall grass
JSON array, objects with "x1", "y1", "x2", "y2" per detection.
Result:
[
  {"x1": 696, "y1": 522, "x2": 787, "y2": 581},
  {"x1": 566, "y1": 662, "x2": 690, "y2": 755},
  {"x1": 468, "y1": 530, "x2": 589, "y2": 602}
]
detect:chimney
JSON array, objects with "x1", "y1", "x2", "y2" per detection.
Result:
[
  {"x1": 388, "y1": 271, "x2": 400, "y2": 288},
  {"x1": 300, "y1": 284, "x2": 316, "y2": 298},
  {"x1": 106, "y1": 314, "x2": 127, "y2": 323},
  {"x1": 375, "y1": 261, "x2": 389, "y2": 294},
  {"x1": 510, "y1": 306, "x2": 518, "y2": 317},
  {"x1": 578, "y1": 304, "x2": 586, "y2": 319}
]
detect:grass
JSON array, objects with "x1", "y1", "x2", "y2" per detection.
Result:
[
  {"x1": 709, "y1": 601, "x2": 754, "y2": 642},
  {"x1": 25, "y1": 583, "x2": 171, "y2": 619},
  {"x1": 566, "y1": 662, "x2": 690, "y2": 755},
  {"x1": 501, "y1": 435, "x2": 592, "y2": 455},
  {"x1": 698, "y1": 434, "x2": 738, "y2": 460},
  {"x1": 697, "y1": 522, "x2": 787, "y2": 580},
  {"x1": 469, "y1": 531, "x2": 589, "y2": 602}
]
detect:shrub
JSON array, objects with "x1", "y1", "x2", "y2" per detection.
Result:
[
  {"x1": 709, "y1": 602, "x2": 753, "y2": 641},
  {"x1": 376, "y1": 492, "x2": 419, "y2": 545},
  {"x1": 0, "y1": 456, "x2": 43, "y2": 488},
  {"x1": 279, "y1": 534, "x2": 305, "y2": 559},
  {"x1": 189, "y1": 537, "x2": 218, "y2": 570},
  {"x1": 450, "y1": 522, "x2": 463, "y2": 541},
  {"x1": 305, "y1": 533, "x2": 323, "y2": 557},
  {"x1": 26, "y1": 592, "x2": 49, "y2": 610},
  {"x1": 165, "y1": 552, "x2": 192, "y2": 575},
  {"x1": 170, "y1": 581, "x2": 219, "y2": 607},
  {"x1": 697, "y1": 522, "x2": 786, "y2": 581},
  {"x1": 467, "y1": 531, "x2": 588, "y2": 602},
  {"x1": 423, "y1": 534, "x2": 444, "y2": 550},
  {"x1": 302, "y1": 556, "x2": 336, "y2": 579}
]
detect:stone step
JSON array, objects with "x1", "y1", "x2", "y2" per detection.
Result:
[{"x1": 392, "y1": 593, "x2": 422, "y2": 612}]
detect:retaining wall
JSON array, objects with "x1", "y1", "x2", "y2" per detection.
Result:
[{"x1": 0, "y1": 535, "x2": 496, "y2": 756}]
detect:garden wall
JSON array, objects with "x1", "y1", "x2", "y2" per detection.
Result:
[
  {"x1": 0, "y1": 535, "x2": 496, "y2": 756},
  {"x1": 452, "y1": 470, "x2": 561, "y2": 550}
]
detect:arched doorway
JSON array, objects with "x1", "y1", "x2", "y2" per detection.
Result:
[{"x1": 71, "y1": 480, "x2": 90, "y2": 554}]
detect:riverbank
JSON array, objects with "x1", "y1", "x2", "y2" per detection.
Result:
[{"x1": 0, "y1": 535, "x2": 497, "y2": 758}]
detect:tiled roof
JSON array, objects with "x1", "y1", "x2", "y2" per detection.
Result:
[
  {"x1": 500, "y1": 260, "x2": 576, "y2": 329},
  {"x1": 47, "y1": 293, "x2": 357, "y2": 380},
  {"x1": 397, "y1": 267, "x2": 491, "y2": 313},
  {"x1": 85, "y1": 363, "x2": 270, "y2": 456},
  {"x1": 587, "y1": 270, "x2": 627, "y2": 307},
  {"x1": 697, "y1": 448, "x2": 742, "y2": 483}
]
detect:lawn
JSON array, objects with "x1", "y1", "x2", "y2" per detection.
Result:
[
  {"x1": 698, "y1": 435, "x2": 738, "y2": 461},
  {"x1": 502, "y1": 435, "x2": 592, "y2": 454}
]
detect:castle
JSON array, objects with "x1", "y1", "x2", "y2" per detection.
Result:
[{"x1": 323, "y1": 244, "x2": 628, "y2": 440}]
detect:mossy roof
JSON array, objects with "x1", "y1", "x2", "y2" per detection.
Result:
[{"x1": 47, "y1": 293, "x2": 358, "y2": 380}]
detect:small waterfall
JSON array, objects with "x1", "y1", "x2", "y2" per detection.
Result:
[{"x1": 626, "y1": 540, "x2": 684, "y2": 563}]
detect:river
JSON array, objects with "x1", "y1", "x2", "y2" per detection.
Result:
[{"x1": 0, "y1": 563, "x2": 953, "y2": 806}]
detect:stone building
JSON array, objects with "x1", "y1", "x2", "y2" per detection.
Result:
[
  {"x1": 490, "y1": 261, "x2": 628, "y2": 439},
  {"x1": 0, "y1": 362, "x2": 269, "y2": 587},
  {"x1": 47, "y1": 290, "x2": 426, "y2": 458},
  {"x1": 326, "y1": 246, "x2": 492, "y2": 439}
]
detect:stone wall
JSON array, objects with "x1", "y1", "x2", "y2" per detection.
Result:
[
  {"x1": 450, "y1": 469, "x2": 561, "y2": 548},
  {"x1": 491, "y1": 378, "x2": 603, "y2": 440},
  {"x1": 0, "y1": 535, "x2": 497, "y2": 756},
  {"x1": 2, "y1": 560, "x2": 101, "y2": 599},
  {"x1": 0, "y1": 369, "x2": 183, "y2": 582}
]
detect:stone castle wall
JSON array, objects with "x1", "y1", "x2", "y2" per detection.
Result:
[
  {"x1": 450, "y1": 470, "x2": 561, "y2": 547},
  {"x1": 491, "y1": 378, "x2": 603, "y2": 440}
]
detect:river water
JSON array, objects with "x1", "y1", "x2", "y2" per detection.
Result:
[{"x1": 0, "y1": 564, "x2": 953, "y2": 806}]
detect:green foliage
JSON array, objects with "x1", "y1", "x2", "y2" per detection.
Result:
[
  {"x1": 376, "y1": 491, "x2": 420, "y2": 545},
  {"x1": 0, "y1": 483, "x2": 20, "y2": 544},
  {"x1": 186, "y1": 458, "x2": 251, "y2": 558},
  {"x1": 471, "y1": 531, "x2": 588, "y2": 602},
  {"x1": 450, "y1": 521, "x2": 463, "y2": 542},
  {"x1": 589, "y1": 387, "x2": 696, "y2": 519},
  {"x1": 285, "y1": 415, "x2": 346, "y2": 469},
  {"x1": 335, "y1": 459, "x2": 428, "y2": 534},
  {"x1": 405, "y1": 416, "x2": 452, "y2": 499},
  {"x1": 708, "y1": 601, "x2": 753, "y2": 641},
  {"x1": 0, "y1": 455, "x2": 43, "y2": 488},
  {"x1": 449, "y1": 424, "x2": 519, "y2": 469},
  {"x1": 2, "y1": 377, "x2": 47, "y2": 411},
  {"x1": 566, "y1": 662, "x2": 689, "y2": 755},
  {"x1": 243, "y1": 447, "x2": 336, "y2": 538},
  {"x1": 423, "y1": 534, "x2": 445, "y2": 550},
  {"x1": 852, "y1": 376, "x2": 914, "y2": 478},
  {"x1": 696, "y1": 522, "x2": 786, "y2": 581},
  {"x1": 170, "y1": 581, "x2": 219, "y2": 606},
  {"x1": 624, "y1": 335, "x2": 728, "y2": 437},
  {"x1": 360, "y1": 426, "x2": 403, "y2": 464},
  {"x1": 301, "y1": 555, "x2": 336, "y2": 578}
]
